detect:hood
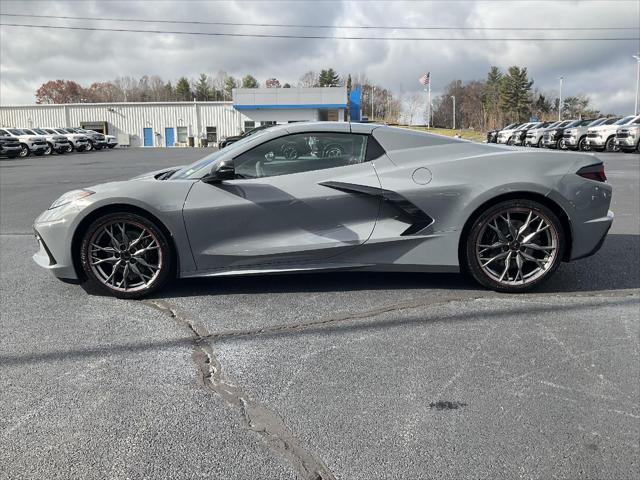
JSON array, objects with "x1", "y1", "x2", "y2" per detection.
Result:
[{"x1": 130, "y1": 165, "x2": 186, "y2": 180}]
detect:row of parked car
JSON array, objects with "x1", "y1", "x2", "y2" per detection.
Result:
[
  {"x1": 0, "y1": 127, "x2": 118, "y2": 159},
  {"x1": 486, "y1": 114, "x2": 640, "y2": 153}
]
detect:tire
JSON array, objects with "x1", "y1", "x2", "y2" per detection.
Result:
[
  {"x1": 465, "y1": 199, "x2": 565, "y2": 293},
  {"x1": 79, "y1": 212, "x2": 173, "y2": 299},
  {"x1": 66, "y1": 143, "x2": 74, "y2": 153},
  {"x1": 19, "y1": 143, "x2": 30, "y2": 157},
  {"x1": 108, "y1": 144, "x2": 116, "y2": 149},
  {"x1": 45, "y1": 142, "x2": 53, "y2": 155},
  {"x1": 536, "y1": 137, "x2": 543, "y2": 148},
  {"x1": 604, "y1": 136, "x2": 618, "y2": 152},
  {"x1": 578, "y1": 136, "x2": 590, "y2": 151},
  {"x1": 507, "y1": 137, "x2": 514, "y2": 146},
  {"x1": 557, "y1": 138, "x2": 566, "y2": 150},
  {"x1": 86, "y1": 141, "x2": 94, "y2": 152}
]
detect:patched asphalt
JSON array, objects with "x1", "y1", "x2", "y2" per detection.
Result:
[{"x1": 1, "y1": 147, "x2": 638, "y2": 479}]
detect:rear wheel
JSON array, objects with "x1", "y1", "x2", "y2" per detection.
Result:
[
  {"x1": 79, "y1": 212, "x2": 173, "y2": 299},
  {"x1": 465, "y1": 199, "x2": 565, "y2": 292}
]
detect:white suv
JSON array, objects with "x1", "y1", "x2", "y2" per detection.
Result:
[
  {"x1": 496, "y1": 123, "x2": 523, "y2": 144},
  {"x1": 0, "y1": 128, "x2": 47, "y2": 157},
  {"x1": 22, "y1": 128, "x2": 70, "y2": 155},
  {"x1": 586, "y1": 116, "x2": 635, "y2": 152},
  {"x1": 614, "y1": 116, "x2": 640, "y2": 153},
  {"x1": 43, "y1": 128, "x2": 89, "y2": 152}
]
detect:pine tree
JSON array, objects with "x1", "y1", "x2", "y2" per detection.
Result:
[
  {"x1": 318, "y1": 68, "x2": 340, "y2": 87},
  {"x1": 194, "y1": 74, "x2": 211, "y2": 101},
  {"x1": 176, "y1": 77, "x2": 192, "y2": 101},
  {"x1": 483, "y1": 66, "x2": 503, "y2": 128},
  {"x1": 224, "y1": 77, "x2": 237, "y2": 100},
  {"x1": 499, "y1": 66, "x2": 533, "y2": 122}
]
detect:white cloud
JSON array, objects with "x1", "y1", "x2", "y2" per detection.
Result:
[{"x1": 1, "y1": 0, "x2": 638, "y2": 114}]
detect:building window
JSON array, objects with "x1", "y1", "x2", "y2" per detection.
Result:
[
  {"x1": 177, "y1": 126, "x2": 188, "y2": 143},
  {"x1": 206, "y1": 127, "x2": 217, "y2": 143},
  {"x1": 243, "y1": 121, "x2": 256, "y2": 132}
]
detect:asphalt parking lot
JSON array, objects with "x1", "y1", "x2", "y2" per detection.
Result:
[{"x1": 1, "y1": 147, "x2": 638, "y2": 480}]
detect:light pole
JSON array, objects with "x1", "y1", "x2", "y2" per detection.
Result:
[
  {"x1": 633, "y1": 54, "x2": 640, "y2": 116},
  {"x1": 558, "y1": 76, "x2": 564, "y2": 121},
  {"x1": 371, "y1": 85, "x2": 375, "y2": 121},
  {"x1": 451, "y1": 95, "x2": 456, "y2": 130}
]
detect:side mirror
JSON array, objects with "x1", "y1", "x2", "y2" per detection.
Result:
[{"x1": 202, "y1": 158, "x2": 235, "y2": 184}]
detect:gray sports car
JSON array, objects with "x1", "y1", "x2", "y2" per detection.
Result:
[{"x1": 33, "y1": 122, "x2": 613, "y2": 298}]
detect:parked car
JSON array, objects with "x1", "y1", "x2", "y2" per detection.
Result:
[
  {"x1": 22, "y1": 128, "x2": 70, "y2": 155},
  {"x1": 104, "y1": 134, "x2": 118, "y2": 149},
  {"x1": 486, "y1": 123, "x2": 519, "y2": 143},
  {"x1": 43, "y1": 128, "x2": 90, "y2": 152},
  {"x1": 218, "y1": 125, "x2": 272, "y2": 148},
  {"x1": 541, "y1": 120, "x2": 575, "y2": 149},
  {"x1": 614, "y1": 115, "x2": 640, "y2": 153},
  {"x1": 496, "y1": 123, "x2": 523, "y2": 144},
  {"x1": 510, "y1": 122, "x2": 542, "y2": 146},
  {"x1": 563, "y1": 118, "x2": 607, "y2": 151},
  {"x1": 64, "y1": 128, "x2": 106, "y2": 151},
  {"x1": 524, "y1": 121, "x2": 558, "y2": 147},
  {"x1": 586, "y1": 116, "x2": 636, "y2": 152},
  {"x1": 33, "y1": 122, "x2": 613, "y2": 298},
  {"x1": 0, "y1": 134, "x2": 22, "y2": 158},
  {"x1": 0, "y1": 128, "x2": 47, "y2": 157}
]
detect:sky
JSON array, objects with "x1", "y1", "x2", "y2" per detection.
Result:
[{"x1": 1, "y1": 0, "x2": 639, "y2": 115}]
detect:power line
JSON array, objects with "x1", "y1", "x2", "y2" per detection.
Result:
[
  {"x1": 1, "y1": 23, "x2": 638, "y2": 41},
  {"x1": 0, "y1": 13, "x2": 637, "y2": 31}
]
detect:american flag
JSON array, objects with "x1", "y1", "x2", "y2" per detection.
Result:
[{"x1": 419, "y1": 72, "x2": 430, "y2": 86}]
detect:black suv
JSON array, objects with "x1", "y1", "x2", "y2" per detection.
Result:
[{"x1": 218, "y1": 125, "x2": 272, "y2": 149}]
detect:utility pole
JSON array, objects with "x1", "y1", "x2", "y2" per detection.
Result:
[
  {"x1": 451, "y1": 96, "x2": 456, "y2": 130},
  {"x1": 558, "y1": 76, "x2": 564, "y2": 121},
  {"x1": 634, "y1": 54, "x2": 640, "y2": 116},
  {"x1": 371, "y1": 85, "x2": 375, "y2": 121}
]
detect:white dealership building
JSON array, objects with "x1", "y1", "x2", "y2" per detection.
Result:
[{"x1": 0, "y1": 87, "x2": 348, "y2": 148}]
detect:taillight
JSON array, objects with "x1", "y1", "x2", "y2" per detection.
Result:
[{"x1": 577, "y1": 163, "x2": 607, "y2": 182}]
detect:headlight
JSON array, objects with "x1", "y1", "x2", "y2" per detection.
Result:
[{"x1": 48, "y1": 189, "x2": 94, "y2": 209}]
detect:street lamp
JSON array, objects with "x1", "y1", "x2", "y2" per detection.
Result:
[
  {"x1": 558, "y1": 76, "x2": 564, "y2": 121},
  {"x1": 633, "y1": 54, "x2": 640, "y2": 116},
  {"x1": 451, "y1": 95, "x2": 456, "y2": 130}
]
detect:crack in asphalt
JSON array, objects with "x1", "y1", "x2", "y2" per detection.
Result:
[{"x1": 143, "y1": 299, "x2": 335, "y2": 480}]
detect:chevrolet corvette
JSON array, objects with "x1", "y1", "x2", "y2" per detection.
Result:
[{"x1": 33, "y1": 122, "x2": 613, "y2": 298}]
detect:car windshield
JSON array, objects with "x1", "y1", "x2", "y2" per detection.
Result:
[
  {"x1": 545, "y1": 122, "x2": 560, "y2": 129},
  {"x1": 615, "y1": 116, "x2": 636, "y2": 125},
  {"x1": 8, "y1": 129, "x2": 26, "y2": 135},
  {"x1": 565, "y1": 121, "x2": 581, "y2": 128},
  {"x1": 22, "y1": 129, "x2": 36, "y2": 135},
  {"x1": 170, "y1": 128, "x2": 273, "y2": 179},
  {"x1": 588, "y1": 118, "x2": 607, "y2": 126},
  {"x1": 503, "y1": 123, "x2": 517, "y2": 129},
  {"x1": 602, "y1": 118, "x2": 621, "y2": 125},
  {"x1": 33, "y1": 129, "x2": 48, "y2": 135}
]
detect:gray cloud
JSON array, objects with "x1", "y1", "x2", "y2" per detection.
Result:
[{"x1": 1, "y1": 0, "x2": 638, "y2": 114}]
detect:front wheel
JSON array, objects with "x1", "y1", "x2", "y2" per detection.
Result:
[
  {"x1": 45, "y1": 142, "x2": 53, "y2": 155},
  {"x1": 85, "y1": 141, "x2": 94, "y2": 152},
  {"x1": 19, "y1": 144, "x2": 30, "y2": 157},
  {"x1": 604, "y1": 136, "x2": 618, "y2": 152},
  {"x1": 79, "y1": 212, "x2": 173, "y2": 299},
  {"x1": 465, "y1": 200, "x2": 565, "y2": 292},
  {"x1": 578, "y1": 136, "x2": 590, "y2": 151},
  {"x1": 557, "y1": 138, "x2": 566, "y2": 150},
  {"x1": 536, "y1": 137, "x2": 543, "y2": 148}
]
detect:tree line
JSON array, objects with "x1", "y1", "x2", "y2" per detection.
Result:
[
  {"x1": 34, "y1": 68, "x2": 347, "y2": 104},
  {"x1": 426, "y1": 66, "x2": 602, "y2": 131}
]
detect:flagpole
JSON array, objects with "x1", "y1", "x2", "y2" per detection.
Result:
[{"x1": 428, "y1": 79, "x2": 431, "y2": 129}]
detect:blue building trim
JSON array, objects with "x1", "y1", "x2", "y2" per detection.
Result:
[{"x1": 234, "y1": 103, "x2": 348, "y2": 110}]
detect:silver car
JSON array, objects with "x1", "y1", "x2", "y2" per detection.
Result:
[{"x1": 33, "y1": 122, "x2": 613, "y2": 298}]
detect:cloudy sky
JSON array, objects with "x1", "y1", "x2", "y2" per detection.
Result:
[{"x1": 1, "y1": 0, "x2": 639, "y2": 114}]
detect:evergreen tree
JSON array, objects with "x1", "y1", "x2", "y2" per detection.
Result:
[
  {"x1": 241, "y1": 75, "x2": 259, "y2": 88},
  {"x1": 194, "y1": 74, "x2": 212, "y2": 101},
  {"x1": 483, "y1": 66, "x2": 503, "y2": 128},
  {"x1": 224, "y1": 77, "x2": 237, "y2": 100},
  {"x1": 318, "y1": 68, "x2": 340, "y2": 87},
  {"x1": 499, "y1": 66, "x2": 533, "y2": 122},
  {"x1": 176, "y1": 77, "x2": 192, "y2": 101},
  {"x1": 346, "y1": 74, "x2": 352, "y2": 96}
]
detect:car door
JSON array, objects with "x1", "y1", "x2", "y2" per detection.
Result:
[{"x1": 183, "y1": 131, "x2": 383, "y2": 272}]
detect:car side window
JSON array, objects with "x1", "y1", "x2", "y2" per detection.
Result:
[{"x1": 233, "y1": 132, "x2": 369, "y2": 179}]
